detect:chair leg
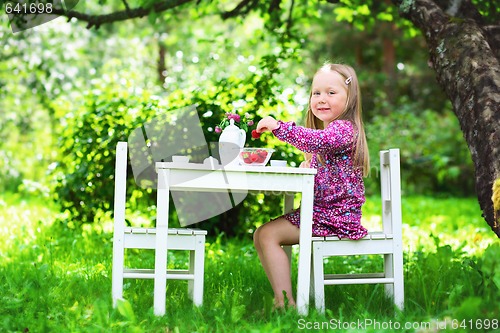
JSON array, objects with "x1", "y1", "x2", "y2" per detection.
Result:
[
  {"x1": 111, "y1": 241, "x2": 125, "y2": 307},
  {"x1": 312, "y1": 242, "x2": 325, "y2": 313},
  {"x1": 383, "y1": 254, "x2": 395, "y2": 299},
  {"x1": 393, "y1": 278, "x2": 404, "y2": 311},
  {"x1": 189, "y1": 234, "x2": 205, "y2": 307},
  {"x1": 384, "y1": 252, "x2": 404, "y2": 311},
  {"x1": 393, "y1": 252, "x2": 404, "y2": 311},
  {"x1": 188, "y1": 249, "x2": 195, "y2": 301},
  {"x1": 309, "y1": 251, "x2": 315, "y2": 301}
]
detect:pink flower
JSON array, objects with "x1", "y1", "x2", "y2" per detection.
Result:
[
  {"x1": 216, "y1": 111, "x2": 255, "y2": 134},
  {"x1": 226, "y1": 113, "x2": 241, "y2": 122}
]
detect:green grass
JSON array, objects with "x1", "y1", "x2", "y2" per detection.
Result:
[{"x1": 1, "y1": 193, "x2": 499, "y2": 332}]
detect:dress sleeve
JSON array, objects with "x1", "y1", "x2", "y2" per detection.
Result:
[{"x1": 272, "y1": 120, "x2": 355, "y2": 154}]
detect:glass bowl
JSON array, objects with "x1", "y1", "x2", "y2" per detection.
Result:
[{"x1": 239, "y1": 148, "x2": 274, "y2": 166}]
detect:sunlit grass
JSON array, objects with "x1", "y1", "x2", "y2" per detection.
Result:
[
  {"x1": 0, "y1": 193, "x2": 499, "y2": 332},
  {"x1": 362, "y1": 196, "x2": 497, "y2": 255}
]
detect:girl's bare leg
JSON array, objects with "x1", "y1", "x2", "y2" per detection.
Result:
[{"x1": 253, "y1": 217, "x2": 300, "y2": 308}]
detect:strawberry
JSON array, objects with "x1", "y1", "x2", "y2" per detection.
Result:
[
  {"x1": 240, "y1": 152, "x2": 251, "y2": 164},
  {"x1": 251, "y1": 130, "x2": 261, "y2": 139},
  {"x1": 250, "y1": 153, "x2": 260, "y2": 162}
]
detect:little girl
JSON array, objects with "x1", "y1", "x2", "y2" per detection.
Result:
[{"x1": 254, "y1": 63, "x2": 370, "y2": 309}]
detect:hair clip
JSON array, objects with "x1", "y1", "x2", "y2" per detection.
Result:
[{"x1": 345, "y1": 76, "x2": 352, "y2": 85}]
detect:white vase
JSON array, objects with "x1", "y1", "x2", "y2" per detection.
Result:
[{"x1": 219, "y1": 118, "x2": 246, "y2": 166}]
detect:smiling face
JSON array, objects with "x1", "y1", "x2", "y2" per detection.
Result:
[{"x1": 310, "y1": 70, "x2": 348, "y2": 127}]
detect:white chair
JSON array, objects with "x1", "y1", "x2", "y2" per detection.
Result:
[
  {"x1": 311, "y1": 148, "x2": 404, "y2": 313},
  {"x1": 112, "y1": 141, "x2": 207, "y2": 309}
]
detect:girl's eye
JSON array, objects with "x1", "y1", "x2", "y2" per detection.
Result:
[
  {"x1": 328, "y1": 91, "x2": 335, "y2": 95},
  {"x1": 313, "y1": 91, "x2": 320, "y2": 96}
]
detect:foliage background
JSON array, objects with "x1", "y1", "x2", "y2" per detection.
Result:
[
  {"x1": 0, "y1": 3, "x2": 474, "y2": 235},
  {"x1": 0, "y1": 1, "x2": 498, "y2": 332}
]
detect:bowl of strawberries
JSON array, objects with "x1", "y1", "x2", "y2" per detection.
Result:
[{"x1": 239, "y1": 148, "x2": 274, "y2": 166}]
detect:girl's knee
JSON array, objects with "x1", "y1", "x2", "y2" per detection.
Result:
[
  {"x1": 254, "y1": 224, "x2": 271, "y2": 251},
  {"x1": 254, "y1": 223, "x2": 272, "y2": 247},
  {"x1": 257, "y1": 223, "x2": 278, "y2": 246},
  {"x1": 253, "y1": 226, "x2": 261, "y2": 248}
]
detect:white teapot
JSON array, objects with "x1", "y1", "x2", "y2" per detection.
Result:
[
  {"x1": 219, "y1": 118, "x2": 246, "y2": 165},
  {"x1": 219, "y1": 118, "x2": 246, "y2": 147}
]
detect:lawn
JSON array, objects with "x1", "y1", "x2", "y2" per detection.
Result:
[{"x1": 0, "y1": 193, "x2": 499, "y2": 332}]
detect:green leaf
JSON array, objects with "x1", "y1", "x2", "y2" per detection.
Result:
[
  {"x1": 116, "y1": 299, "x2": 136, "y2": 323},
  {"x1": 148, "y1": 10, "x2": 158, "y2": 26},
  {"x1": 377, "y1": 12, "x2": 394, "y2": 21},
  {"x1": 334, "y1": 7, "x2": 354, "y2": 23},
  {"x1": 356, "y1": 4, "x2": 370, "y2": 16}
]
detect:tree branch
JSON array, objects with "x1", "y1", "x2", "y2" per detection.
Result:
[
  {"x1": 286, "y1": 0, "x2": 294, "y2": 37},
  {"x1": 52, "y1": 0, "x2": 195, "y2": 29},
  {"x1": 122, "y1": 0, "x2": 132, "y2": 15},
  {"x1": 220, "y1": 0, "x2": 258, "y2": 20},
  {"x1": 268, "y1": 0, "x2": 281, "y2": 14}
]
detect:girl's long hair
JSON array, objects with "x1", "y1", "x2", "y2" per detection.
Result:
[{"x1": 304, "y1": 63, "x2": 370, "y2": 177}]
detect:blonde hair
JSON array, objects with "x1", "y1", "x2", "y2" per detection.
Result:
[{"x1": 304, "y1": 63, "x2": 370, "y2": 176}]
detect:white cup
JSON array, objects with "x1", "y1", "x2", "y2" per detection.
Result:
[
  {"x1": 270, "y1": 160, "x2": 287, "y2": 167},
  {"x1": 172, "y1": 155, "x2": 190, "y2": 163}
]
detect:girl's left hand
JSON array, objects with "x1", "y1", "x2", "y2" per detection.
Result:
[
  {"x1": 299, "y1": 160, "x2": 311, "y2": 168},
  {"x1": 256, "y1": 116, "x2": 279, "y2": 133}
]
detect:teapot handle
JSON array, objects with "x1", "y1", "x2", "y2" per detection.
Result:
[{"x1": 239, "y1": 129, "x2": 246, "y2": 148}]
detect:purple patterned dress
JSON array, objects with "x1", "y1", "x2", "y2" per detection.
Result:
[{"x1": 272, "y1": 120, "x2": 368, "y2": 240}]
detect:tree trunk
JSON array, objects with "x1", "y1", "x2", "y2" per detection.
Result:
[
  {"x1": 158, "y1": 42, "x2": 167, "y2": 84},
  {"x1": 392, "y1": 0, "x2": 500, "y2": 237},
  {"x1": 382, "y1": 22, "x2": 397, "y2": 106}
]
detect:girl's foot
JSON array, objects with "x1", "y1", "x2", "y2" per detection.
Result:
[{"x1": 273, "y1": 297, "x2": 296, "y2": 311}]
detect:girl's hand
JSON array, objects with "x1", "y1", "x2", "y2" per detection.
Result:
[
  {"x1": 300, "y1": 160, "x2": 311, "y2": 168},
  {"x1": 256, "y1": 116, "x2": 279, "y2": 133},
  {"x1": 300, "y1": 153, "x2": 312, "y2": 168}
]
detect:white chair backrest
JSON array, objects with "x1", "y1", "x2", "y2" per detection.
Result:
[
  {"x1": 380, "y1": 148, "x2": 402, "y2": 239},
  {"x1": 113, "y1": 142, "x2": 128, "y2": 240}
]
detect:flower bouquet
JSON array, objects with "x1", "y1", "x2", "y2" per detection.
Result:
[
  {"x1": 215, "y1": 112, "x2": 261, "y2": 139},
  {"x1": 215, "y1": 112, "x2": 253, "y2": 133}
]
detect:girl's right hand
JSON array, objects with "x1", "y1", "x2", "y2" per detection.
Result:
[{"x1": 256, "y1": 116, "x2": 279, "y2": 133}]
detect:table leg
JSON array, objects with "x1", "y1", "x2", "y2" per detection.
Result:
[
  {"x1": 283, "y1": 194, "x2": 295, "y2": 264},
  {"x1": 296, "y1": 175, "x2": 314, "y2": 315},
  {"x1": 154, "y1": 169, "x2": 170, "y2": 316},
  {"x1": 284, "y1": 193, "x2": 294, "y2": 214}
]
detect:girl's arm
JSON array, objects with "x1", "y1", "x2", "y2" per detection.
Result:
[{"x1": 257, "y1": 116, "x2": 355, "y2": 155}]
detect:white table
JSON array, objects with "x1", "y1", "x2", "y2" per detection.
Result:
[{"x1": 154, "y1": 162, "x2": 317, "y2": 316}]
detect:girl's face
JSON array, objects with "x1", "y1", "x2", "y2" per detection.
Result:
[{"x1": 310, "y1": 70, "x2": 348, "y2": 127}]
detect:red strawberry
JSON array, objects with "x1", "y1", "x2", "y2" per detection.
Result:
[
  {"x1": 251, "y1": 130, "x2": 261, "y2": 139},
  {"x1": 250, "y1": 153, "x2": 260, "y2": 162}
]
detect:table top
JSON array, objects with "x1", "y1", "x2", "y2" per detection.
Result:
[{"x1": 156, "y1": 161, "x2": 317, "y2": 175}]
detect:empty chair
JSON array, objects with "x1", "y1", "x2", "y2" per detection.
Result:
[{"x1": 111, "y1": 141, "x2": 206, "y2": 309}]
